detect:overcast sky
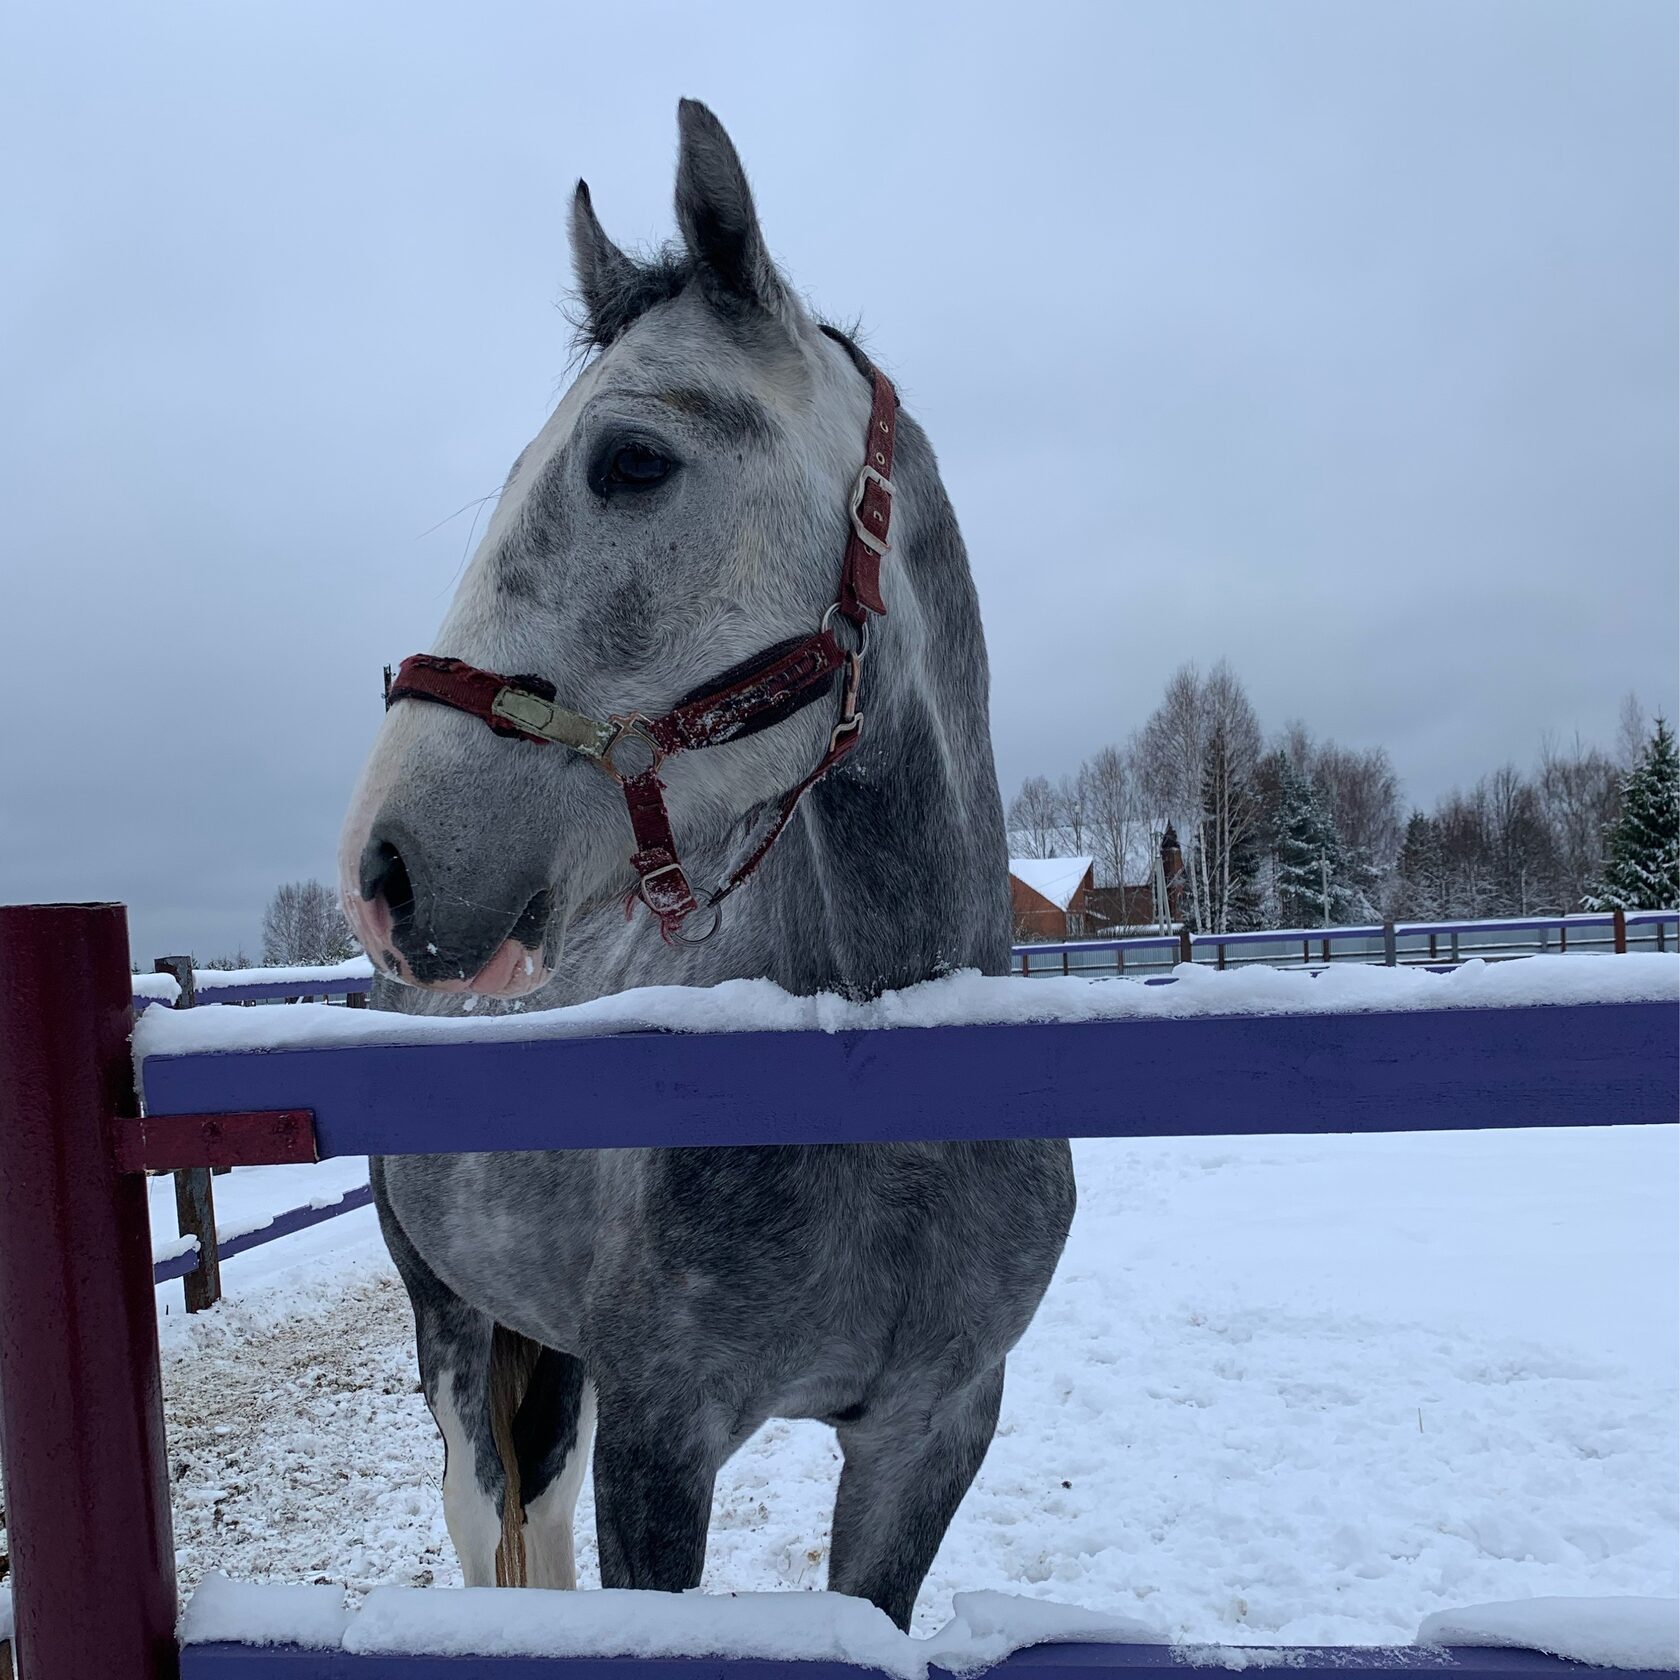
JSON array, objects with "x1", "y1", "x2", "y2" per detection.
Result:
[{"x1": 3, "y1": 1, "x2": 1675, "y2": 962}]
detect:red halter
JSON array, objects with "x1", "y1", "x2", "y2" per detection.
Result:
[{"x1": 385, "y1": 356, "x2": 899, "y2": 943}]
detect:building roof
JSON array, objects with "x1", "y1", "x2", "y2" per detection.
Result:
[{"x1": 1008, "y1": 856, "x2": 1095, "y2": 911}]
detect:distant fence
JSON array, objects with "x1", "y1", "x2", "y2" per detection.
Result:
[
  {"x1": 138, "y1": 955, "x2": 377, "y2": 1310},
  {"x1": 1014, "y1": 908, "x2": 1677, "y2": 977}
]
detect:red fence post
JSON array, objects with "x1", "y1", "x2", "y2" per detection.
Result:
[{"x1": 0, "y1": 904, "x2": 178, "y2": 1680}]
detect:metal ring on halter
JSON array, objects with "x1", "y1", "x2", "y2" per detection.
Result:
[
  {"x1": 821, "y1": 601, "x2": 871, "y2": 659},
  {"x1": 600, "y1": 715, "x2": 663, "y2": 784},
  {"x1": 671, "y1": 900, "x2": 723, "y2": 944}
]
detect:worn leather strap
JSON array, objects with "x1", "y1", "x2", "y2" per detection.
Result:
[
  {"x1": 650, "y1": 629, "x2": 851, "y2": 754},
  {"x1": 837, "y1": 367, "x2": 898, "y2": 624}
]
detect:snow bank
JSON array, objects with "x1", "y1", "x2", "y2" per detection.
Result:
[
  {"x1": 133, "y1": 954, "x2": 1680, "y2": 1064},
  {"x1": 0, "y1": 1584, "x2": 10, "y2": 1646},
  {"x1": 131, "y1": 970, "x2": 181, "y2": 1002},
  {"x1": 1418, "y1": 1597, "x2": 1679, "y2": 1671},
  {"x1": 180, "y1": 1578, "x2": 1159, "y2": 1674},
  {"x1": 177, "y1": 1580, "x2": 1680, "y2": 1671}
]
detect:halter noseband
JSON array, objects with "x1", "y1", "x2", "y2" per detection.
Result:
[{"x1": 384, "y1": 353, "x2": 899, "y2": 944}]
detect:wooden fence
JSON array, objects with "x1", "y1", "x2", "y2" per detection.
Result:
[{"x1": 0, "y1": 901, "x2": 1674, "y2": 1679}]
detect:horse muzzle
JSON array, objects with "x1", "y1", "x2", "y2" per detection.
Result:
[{"x1": 344, "y1": 829, "x2": 557, "y2": 999}]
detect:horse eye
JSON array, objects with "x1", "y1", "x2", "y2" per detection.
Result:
[{"x1": 607, "y1": 443, "x2": 673, "y2": 490}]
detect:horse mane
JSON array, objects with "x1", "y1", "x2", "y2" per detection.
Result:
[{"x1": 566, "y1": 243, "x2": 871, "y2": 374}]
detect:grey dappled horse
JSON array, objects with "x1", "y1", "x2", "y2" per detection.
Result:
[{"x1": 339, "y1": 100, "x2": 1074, "y2": 1630}]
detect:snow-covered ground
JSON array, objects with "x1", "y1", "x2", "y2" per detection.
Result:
[{"x1": 151, "y1": 1122, "x2": 1678, "y2": 1645}]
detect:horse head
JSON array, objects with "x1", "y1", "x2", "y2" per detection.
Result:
[{"x1": 342, "y1": 100, "x2": 1003, "y2": 998}]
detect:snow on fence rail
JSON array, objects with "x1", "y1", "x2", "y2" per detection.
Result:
[
  {"x1": 0, "y1": 902, "x2": 1675, "y2": 1680},
  {"x1": 127, "y1": 915, "x2": 1674, "y2": 1309},
  {"x1": 130, "y1": 915, "x2": 1672, "y2": 1309}
]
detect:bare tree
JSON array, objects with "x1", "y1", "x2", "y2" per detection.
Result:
[
  {"x1": 261, "y1": 880, "x2": 358, "y2": 967},
  {"x1": 1055, "y1": 773, "x2": 1088, "y2": 853},
  {"x1": 1006, "y1": 775, "x2": 1062, "y2": 859},
  {"x1": 1617, "y1": 691, "x2": 1647, "y2": 769},
  {"x1": 1198, "y1": 665, "x2": 1264, "y2": 932},
  {"x1": 1537, "y1": 734, "x2": 1621, "y2": 910},
  {"x1": 1138, "y1": 663, "x2": 1212, "y2": 928},
  {"x1": 1081, "y1": 740, "x2": 1144, "y2": 891}
]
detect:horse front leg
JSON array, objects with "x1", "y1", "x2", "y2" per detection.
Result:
[
  {"x1": 590, "y1": 1388, "x2": 721, "y2": 1592},
  {"x1": 827, "y1": 1362, "x2": 1006, "y2": 1631}
]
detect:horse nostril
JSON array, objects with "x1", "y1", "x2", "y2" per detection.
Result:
[
  {"x1": 509, "y1": 887, "x2": 554, "y2": 949},
  {"x1": 361, "y1": 839, "x2": 415, "y2": 920}
]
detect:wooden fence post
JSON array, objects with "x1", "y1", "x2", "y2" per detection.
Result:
[
  {"x1": 1382, "y1": 921, "x2": 1397, "y2": 967},
  {"x1": 156, "y1": 957, "x2": 222, "y2": 1312},
  {"x1": 1613, "y1": 907, "x2": 1628, "y2": 954},
  {"x1": 0, "y1": 904, "x2": 179, "y2": 1679},
  {"x1": 1178, "y1": 928, "x2": 1193, "y2": 966}
]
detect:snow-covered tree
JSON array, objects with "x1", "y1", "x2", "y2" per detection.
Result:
[
  {"x1": 1272, "y1": 762, "x2": 1366, "y2": 927},
  {"x1": 1585, "y1": 717, "x2": 1680, "y2": 911},
  {"x1": 261, "y1": 880, "x2": 358, "y2": 967},
  {"x1": 1388, "y1": 811, "x2": 1450, "y2": 920}
]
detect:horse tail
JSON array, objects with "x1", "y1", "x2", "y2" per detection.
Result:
[{"x1": 488, "y1": 1322, "x2": 543, "y2": 1586}]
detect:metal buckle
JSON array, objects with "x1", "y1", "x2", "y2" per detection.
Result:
[
  {"x1": 849, "y1": 464, "x2": 894, "y2": 558},
  {"x1": 829, "y1": 711, "x2": 864, "y2": 753},
  {"x1": 600, "y1": 715, "x2": 663, "y2": 784},
  {"x1": 636, "y1": 861, "x2": 690, "y2": 906}
]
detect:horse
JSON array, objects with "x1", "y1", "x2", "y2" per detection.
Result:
[{"x1": 339, "y1": 99, "x2": 1075, "y2": 1631}]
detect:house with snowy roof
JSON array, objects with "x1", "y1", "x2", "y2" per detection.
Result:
[
  {"x1": 1008, "y1": 856, "x2": 1096, "y2": 941},
  {"x1": 1008, "y1": 825, "x2": 1189, "y2": 939}
]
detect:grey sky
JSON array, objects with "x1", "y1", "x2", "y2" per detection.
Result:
[{"x1": 3, "y1": 1, "x2": 1674, "y2": 962}]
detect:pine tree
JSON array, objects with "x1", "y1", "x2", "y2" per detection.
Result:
[
  {"x1": 1273, "y1": 762, "x2": 1364, "y2": 927},
  {"x1": 1390, "y1": 811, "x2": 1448, "y2": 919},
  {"x1": 1584, "y1": 717, "x2": 1680, "y2": 911}
]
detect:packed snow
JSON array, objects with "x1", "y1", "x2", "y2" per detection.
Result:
[
  {"x1": 1417, "y1": 1597, "x2": 1679, "y2": 1670},
  {"x1": 176, "y1": 1576, "x2": 1680, "y2": 1671},
  {"x1": 142, "y1": 1121, "x2": 1677, "y2": 1652},
  {"x1": 132, "y1": 954, "x2": 1679, "y2": 1066}
]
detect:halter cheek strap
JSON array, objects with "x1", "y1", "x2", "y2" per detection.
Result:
[{"x1": 384, "y1": 358, "x2": 899, "y2": 943}]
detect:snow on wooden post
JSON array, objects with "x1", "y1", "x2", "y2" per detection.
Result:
[
  {"x1": 158, "y1": 955, "x2": 223, "y2": 1311},
  {"x1": 1614, "y1": 908, "x2": 1628, "y2": 954},
  {"x1": 0, "y1": 904, "x2": 178, "y2": 1680}
]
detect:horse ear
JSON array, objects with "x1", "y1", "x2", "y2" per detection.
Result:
[
  {"x1": 674, "y1": 99, "x2": 787, "y2": 313},
  {"x1": 570, "y1": 180, "x2": 641, "y2": 345}
]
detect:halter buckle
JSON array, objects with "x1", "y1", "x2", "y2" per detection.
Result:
[{"x1": 849, "y1": 464, "x2": 894, "y2": 558}]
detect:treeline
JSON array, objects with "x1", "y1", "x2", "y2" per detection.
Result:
[{"x1": 1008, "y1": 663, "x2": 1677, "y2": 933}]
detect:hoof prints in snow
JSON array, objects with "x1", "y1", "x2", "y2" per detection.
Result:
[{"x1": 155, "y1": 1132, "x2": 1678, "y2": 1642}]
